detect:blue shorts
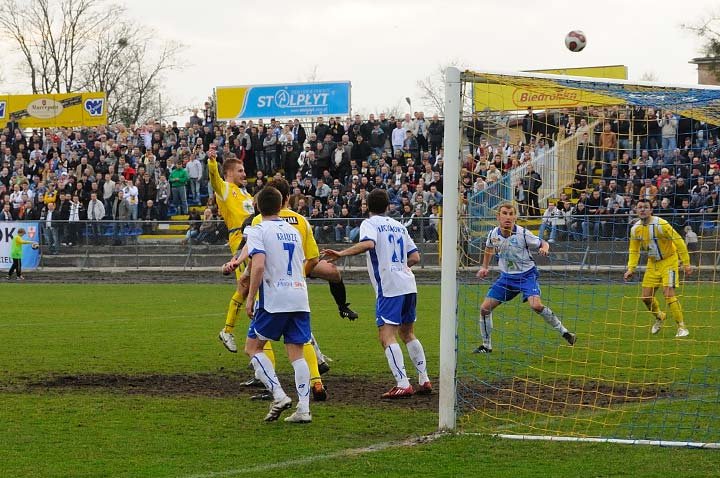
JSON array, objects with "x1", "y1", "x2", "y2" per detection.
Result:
[
  {"x1": 376, "y1": 293, "x2": 417, "y2": 327},
  {"x1": 487, "y1": 268, "x2": 541, "y2": 303},
  {"x1": 247, "y1": 308, "x2": 311, "y2": 344}
]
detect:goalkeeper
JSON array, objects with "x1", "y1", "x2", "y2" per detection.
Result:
[
  {"x1": 623, "y1": 199, "x2": 693, "y2": 337},
  {"x1": 206, "y1": 147, "x2": 256, "y2": 353},
  {"x1": 474, "y1": 202, "x2": 576, "y2": 353}
]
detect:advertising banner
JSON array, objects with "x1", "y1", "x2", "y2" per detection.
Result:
[
  {"x1": 526, "y1": 65, "x2": 628, "y2": 79},
  {"x1": 473, "y1": 65, "x2": 628, "y2": 111},
  {"x1": 0, "y1": 92, "x2": 107, "y2": 128},
  {"x1": 0, "y1": 222, "x2": 41, "y2": 270},
  {"x1": 216, "y1": 82, "x2": 351, "y2": 120}
]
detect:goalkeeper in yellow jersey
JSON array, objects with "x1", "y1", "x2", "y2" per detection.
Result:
[
  {"x1": 206, "y1": 146, "x2": 256, "y2": 353},
  {"x1": 624, "y1": 198, "x2": 693, "y2": 337}
]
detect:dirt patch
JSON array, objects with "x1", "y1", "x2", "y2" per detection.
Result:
[
  {"x1": 22, "y1": 373, "x2": 439, "y2": 411},
  {"x1": 14, "y1": 373, "x2": 676, "y2": 415},
  {"x1": 458, "y1": 377, "x2": 678, "y2": 414}
]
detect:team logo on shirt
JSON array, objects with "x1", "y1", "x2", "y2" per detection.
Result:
[{"x1": 243, "y1": 199, "x2": 254, "y2": 214}]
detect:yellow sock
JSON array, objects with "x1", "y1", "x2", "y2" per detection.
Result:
[
  {"x1": 667, "y1": 297, "x2": 685, "y2": 327},
  {"x1": 648, "y1": 297, "x2": 663, "y2": 320},
  {"x1": 263, "y1": 342, "x2": 276, "y2": 368},
  {"x1": 223, "y1": 291, "x2": 243, "y2": 334},
  {"x1": 304, "y1": 342, "x2": 322, "y2": 386}
]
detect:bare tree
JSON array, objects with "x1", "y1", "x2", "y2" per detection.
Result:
[
  {"x1": 0, "y1": 0, "x2": 182, "y2": 124},
  {"x1": 303, "y1": 64, "x2": 320, "y2": 83},
  {"x1": 80, "y1": 23, "x2": 182, "y2": 125},
  {"x1": 639, "y1": 71, "x2": 659, "y2": 82},
  {"x1": 0, "y1": 0, "x2": 114, "y2": 93},
  {"x1": 683, "y1": 12, "x2": 720, "y2": 57},
  {"x1": 683, "y1": 12, "x2": 720, "y2": 79},
  {"x1": 416, "y1": 59, "x2": 468, "y2": 116}
]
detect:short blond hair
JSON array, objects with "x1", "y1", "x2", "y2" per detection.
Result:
[{"x1": 495, "y1": 201, "x2": 517, "y2": 215}]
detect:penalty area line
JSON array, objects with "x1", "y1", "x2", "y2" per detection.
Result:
[{"x1": 181, "y1": 432, "x2": 445, "y2": 478}]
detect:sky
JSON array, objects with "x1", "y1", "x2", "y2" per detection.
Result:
[{"x1": 2, "y1": 0, "x2": 719, "y2": 120}]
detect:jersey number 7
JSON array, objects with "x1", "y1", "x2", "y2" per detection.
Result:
[{"x1": 283, "y1": 242, "x2": 295, "y2": 275}]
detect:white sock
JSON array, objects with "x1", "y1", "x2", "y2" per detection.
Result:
[
  {"x1": 405, "y1": 339, "x2": 429, "y2": 384},
  {"x1": 251, "y1": 352, "x2": 285, "y2": 400},
  {"x1": 538, "y1": 306, "x2": 568, "y2": 335},
  {"x1": 291, "y1": 358, "x2": 311, "y2": 413},
  {"x1": 480, "y1": 312, "x2": 493, "y2": 349},
  {"x1": 385, "y1": 343, "x2": 410, "y2": 388}
]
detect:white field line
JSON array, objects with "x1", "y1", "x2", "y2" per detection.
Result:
[
  {"x1": 180, "y1": 432, "x2": 445, "y2": 478},
  {"x1": 0, "y1": 312, "x2": 223, "y2": 328}
]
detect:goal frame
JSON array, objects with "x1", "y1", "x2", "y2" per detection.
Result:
[{"x1": 437, "y1": 67, "x2": 720, "y2": 442}]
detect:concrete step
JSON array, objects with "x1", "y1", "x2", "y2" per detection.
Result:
[{"x1": 168, "y1": 224, "x2": 190, "y2": 231}]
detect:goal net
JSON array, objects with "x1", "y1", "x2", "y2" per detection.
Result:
[{"x1": 439, "y1": 68, "x2": 720, "y2": 447}]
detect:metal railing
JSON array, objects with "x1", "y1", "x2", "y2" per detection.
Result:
[{"x1": 7, "y1": 211, "x2": 716, "y2": 272}]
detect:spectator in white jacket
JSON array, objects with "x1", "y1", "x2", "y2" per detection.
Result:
[
  {"x1": 391, "y1": 120, "x2": 406, "y2": 157},
  {"x1": 186, "y1": 154, "x2": 203, "y2": 204},
  {"x1": 660, "y1": 112, "x2": 679, "y2": 155}
]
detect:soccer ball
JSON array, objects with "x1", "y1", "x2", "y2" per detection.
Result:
[
  {"x1": 565, "y1": 30, "x2": 587, "y2": 52},
  {"x1": 31, "y1": 243, "x2": 39, "y2": 250}
]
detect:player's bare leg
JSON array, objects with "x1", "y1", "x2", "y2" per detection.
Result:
[
  {"x1": 378, "y1": 324, "x2": 414, "y2": 398},
  {"x1": 473, "y1": 298, "x2": 500, "y2": 353},
  {"x1": 311, "y1": 260, "x2": 358, "y2": 320},
  {"x1": 528, "y1": 296, "x2": 576, "y2": 345},
  {"x1": 399, "y1": 323, "x2": 431, "y2": 394}
]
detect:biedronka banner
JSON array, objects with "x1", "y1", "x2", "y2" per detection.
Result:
[
  {"x1": 473, "y1": 65, "x2": 628, "y2": 111},
  {"x1": 0, "y1": 92, "x2": 107, "y2": 128},
  {"x1": 0, "y1": 222, "x2": 41, "y2": 271}
]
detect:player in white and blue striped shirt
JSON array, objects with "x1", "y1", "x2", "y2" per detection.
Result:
[
  {"x1": 323, "y1": 189, "x2": 431, "y2": 399},
  {"x1": 474, "y1": 202, "x2": 576, "y2": 353},
  {"x1": 244, "y1": 186, "x2": 313, "y2": 423}
]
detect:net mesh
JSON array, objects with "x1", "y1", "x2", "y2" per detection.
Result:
[{"x1": 455, "y1": 70, "x2": 720, "y2": 443}]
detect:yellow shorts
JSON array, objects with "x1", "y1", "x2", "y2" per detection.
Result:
[
  {"x1": 228, "y1": 236, "x2": 245, "y2": 281},
  {"x1": 641, "y1": 259, "x2": 680, "y2": 289}
]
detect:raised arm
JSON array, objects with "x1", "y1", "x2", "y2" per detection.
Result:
[{"x1": 207, "y1": 149, "x2": 229, "y2": 201}]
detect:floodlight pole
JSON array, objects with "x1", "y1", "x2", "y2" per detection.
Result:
[{"x1": 438, "y1": 66, "x2": 461, "y2": 431}]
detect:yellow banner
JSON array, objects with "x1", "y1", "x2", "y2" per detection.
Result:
[
  {"x1": 215, "y1": 87, "x2": 249, "y2": 120},
  {"x1": 473, "y1": 65, "x2": 628, "y2": 111},
  {"x1": 0, "y1": 92, "x2": 107, "y2": 128},
  {"x1": 527, "y1": 65, "x2": 627, "y2": 79}
]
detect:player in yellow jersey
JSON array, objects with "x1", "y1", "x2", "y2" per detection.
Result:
[
  {"x1": 624, "y1": 199, "x2": 693, "y2": 337},
  {"x1": 223, "y1": 178, "x2": 356, "y2": 401},
  {"x1": 206, "y1": 146, "x2": 256, "y2": 353}
]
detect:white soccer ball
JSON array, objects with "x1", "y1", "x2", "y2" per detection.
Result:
[{"x1": 565, "y1": 30, "x2": 587, "y2": 52}]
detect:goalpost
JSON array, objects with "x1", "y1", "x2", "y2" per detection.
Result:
[{"x1": 439, "y1": 67, "x2": 720, "y2": 447}]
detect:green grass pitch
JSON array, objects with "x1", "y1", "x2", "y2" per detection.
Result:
[{"x1": 0, "y1": 283, "x2": 718, "y2": 478}]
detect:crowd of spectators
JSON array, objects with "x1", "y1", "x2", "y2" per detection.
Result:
[
  {"x1": 0, "y1": 106, "x2": 445, "y2": 251},
  {"x1": 463, "y1": 105, "x2": 720, "y2": 241},
  {"x1": 2, "y1": 102, "x2": 719, "y2": 253}
]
